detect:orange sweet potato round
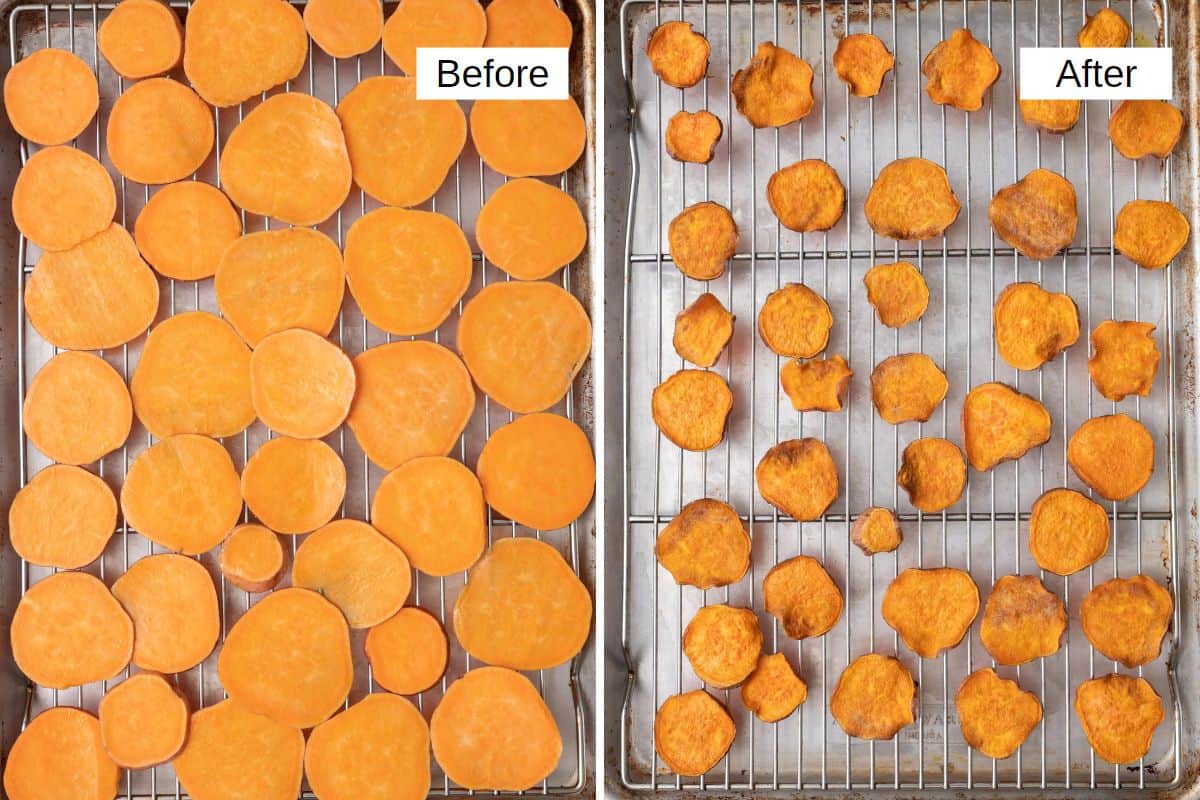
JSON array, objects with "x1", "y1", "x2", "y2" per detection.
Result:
[
  {"x1": 922, "y1": 28, "x2": 1000, "y2": 112},
  {"x1": 182, "y1": 0, "x2": 306, "y2": 107},
  {"x1": 668, "y1": 201, "x2": 739, "y2": 280},
  {"x1": 107, "y1": 78, "x2": 213, "y2": 184},
  {"x1": 303, "y1": 0, "x2": 382, "y2": 58},
  {"x1": 476, "y1": 178, "x2": 587, "y2": 280},
  {"x1": 763, "y1": 554, "x2": 843, "y2": 639},
  {"x1": 864, "y1": 261, "x2": 929, "y2": 327},
  {"x1": 961, "y1": 382, "x2": 1051, "y2": 472},
  {"x1": 993, "y1": 281, "x2": 1080, "y2": 370},
  {"x1": 1088, "y1": 320, "x2": 1159, "y2": 401},
  {"x1": 740, "y1": 653, "x2": 807, "y2": 723},
  {"x1": 1020, "y1": 99, "x2": 1081, "y2": 134},
  {"x1": 732, "y1": 41, "x2": 814, "y2": 128},
  {"x1": 98, "y1": 672, "x2": 189, "y2": 768},
  {"x1": 851, "y1": 507, "x2": 903, "y2": 555},
  {"x1": 652, "y1": 369, "x2": 733, "y2": 451},
  {"x1": 1114, "y1": 199, "x2": 1190, "y2": 269},
  {"x1": 883, "y1": 567, "x2": 979, "y2": 658},
  {"x1": 1029, "y1": 488, "x2": 1110, "y2": 576},
  {"x1": 989, "y1": 168, "x2": 1078, "y2": 260},
  {"x1": 756, "y1": 438, "x2": 839, "y2": 521},
  {"x1": 767, "y1": 159, "x2": 845, "y2": 233},
  {"x1": 956, "y1": 668, "x2": 1042, "y2": 759},
  {"x1": 98, "y1": 0, "x2": 182, "y2": 78},
  {"x1": 682, "y1": 604, "x2": 762, "y2": 688},
  {"x1": 758, "y1": 282, "x2": 833, "y2": 357},
  {"x1": 383, "y1": 0, "x2": 487, "y2": 75},
  {"x1": 23, "y1": 351, "x2": 131, "y2": 466},
  {"x1": 470, "y1": 99, "x2": 585, "y2": 177},
  {"x1": 897, "y1": 437, "x2": 967, "y2": 512},
  {"x1": 293, "y1": 519, "x2": 412, "y2": 629},
  {"x1": 1079, "y1": 8, "x2": 1131, "y2": 47},
  {"x1": 111, "y1": 553, "x2": 219, "y2": 673},
  {"x1": 833, "y1": 33, "x2": 895, "y2": 97},
  {"x1": 14, "y1": 146, "x2": 115, "y2": 252},
  {"x1": 1067, "y1": 413, "x2": 1153, "y2": 501},
  {"x1": 674, "y1": 292, "x2": 734, "y2": 367},
  {"x1": 4, "y1": 48, "x2": 98, "y2": 145},
  {"x1": 870, "y1": 353, "x2": 948, "y2": 424},
  {"x1": 1108, "y1": 100, "x2": 1184, "y2": 160},
  {"x1": 656, "y1": 498, "x2": 750, "y2": 589},
  {"x1": 365, "y1": 606, "x2": 449, "y2": 695},
  {"x1": 10, "y1": 465, "x2": 115, "y2": 569},
  {"x1": 979, "y1": 574, "x2": 1066, "y2": 665},
  {"x1": 250, "y1": 328, "x2": 355, "y2": 439},
  {"x1": 305, "y1": 694, "x2": 429, "y2": 800},
  {"x1": 666, "y1": 110, "x2": 723, "y2": 164},
  {"x1": 653, "y1": 690, "x2": 735, "y2": 776},
  {"x1": 830, "y1": 653, "x2": 915, "y2": 740},
  {"x1": 780, "y1": 355, "x2": 852, "y2": 412},
  {"x1": 484, "y1": 0, "x2": 571, "y2": 47},
  {"x1": 646, "y1": 21, "x2": 710, "y2": 89},
  {"x1": 134, "y1": 181, "x2": 240, "y2": 281},
  {"x1": 3, "y1": 707, "x2": 119, "y2": 800},
  {"x1": 1075, "y1": 674, "x2": 1164, "y2": 764},
  {"x1": 218, "y1": 523, "x2": 286, "y2": 593},
  {"x1": 865, "y1": 158, "x2": 961, "y2": 240},
  {"x1": 242, "y1": 437, "x2": 345, "y2": 534},
  {"x1": 1081, "y1": 575, "x2": 1173, "y2": 668}
]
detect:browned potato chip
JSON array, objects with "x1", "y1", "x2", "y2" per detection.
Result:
[
  {"x1": 1028, "y1": 488, "x2": 1109, "y2": 576},
  {"x1": 1078, "y1": 8, "x2": 1131, "y2": 46},
  {"x1": 740, "y1": 653, "x2": 807, "y2": 723},
  {"x1": 993, "y1": 282, "x2": 1080, "y2": 370},
  {"x1": 956, "y1": 668, "x2": 1043, "y2": 759},
  {"x1": 863, "y1": 261, "x2": 929, "y2": 328},
  {"x1": 1113, "y1": 199, "x2": 1190, "y2": 269},
  {"x1": 1067, "y1": 413, "x2": 1153, "y2": 501},
  {"x1": 882, "y1": 567, "x2": 979, "y2": 658},
  {"x1": 674, "y1": 292, "x2": 734, "y2": 368},
  {"x1": 896, "y1": 437, "x2": 966, "y2": 513},
  {"x1": 830, "y1": 653, "x2": 915, "y2": 740},
  {"x1": 653, "y1": 691, "x2": 735, "y2": 776},
  {"x1": 922, "y1": 28, "x2": 1000, "y2": 112},
  {"x1": 646, "y1": 21, "x2": 709, "y2": 89},
  {"x1": 665, "y1": 110, "x2": 722, "y2": 164},
  {"x1": 656, "y1": 498, "x2": 751, "y2": 589},
  {"x1": 1080, "y1": 575, "x2": 1173, "y2": 668},
  {"x1": 757, "y1": 283, "x2": 832, "y2": 358},
  {"x1": 865, "y1": 158, "x2": 961, "y2": 241},
  {"x1": 682, "y1": 604, "x2": 762, "y2": 688},
  {"x1": 762, "y1": 554, "x2": 843, "y2": 639},
  {"x1": 668, "y1": 201, "x2": 738, "y2": 280},
  {"x1": 756, "y1": 438, "x2": 838, "y2": 521},
  {"x1": 870, "y1": 353, "x2": 948, "y2": 425},
  {"x1": 979, "y1": 574, "x2": 1066, "y2": 665},
  {"x1": 652, "y1": 369, "x2": 733, "y2": 451},
  {"x1": 1075, "y1": 674, "x2": 1164, "y2": 764},
  {"x1": 961, "y1": 382, "x2": 1051, "y2": 472},
  {"x1": 1019, "y1": 99, "x2": 1081, "y2": 134},
  {"x1": 850, "y1": 507, "x2": 902, "y2": 555},
  {"x1": 832, "y1": 33, "x2": 894, "y2": 98},
  {"x1": 766, "y1": 159, "x2": 845, "y2": 233},
  {"x1": 1108, "y1": 100, "x2": 1184, "y2": 160},
  {"x1": 731, "y1": 41, "x2": 814, "y2": 128},
  {"x1": 988, "y1": 168, "x2": 1078, "y2": 261},
  {"x1": 780, "y1": 355, "x2": 852, "y2": 413},
  {"x1": 1088, "y1": 320, "x2": 1159, "y2": 401}
]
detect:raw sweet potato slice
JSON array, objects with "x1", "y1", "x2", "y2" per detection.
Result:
[
  {"x1": 850, "y1": 507, "x2": 903, "y2": 555},
  {"x1": 470, "y1": 99, "x2": 586, "y2": 177},
  {"x1": 249, "y1": 328, "x2": 355, "y2": 439},
  {"x1": 1075, "y1": 674, "x2": 1164, "y2": 764},
  {"x1": 371, "y1": 456, "x2": 486, "y2": 577},
  {"x1": 11, "y1": 571, "x2": 133, "y2": 688},
  {"x1": 383, "y1": 0, "x2": 487, "y2": 75},
  {"x1": 1114, "y1": 199, "x2": 1190, "y2": 269},
  {"x1": 303, "y1": 0, "x2": 382, "y2": 58},
  {"x1": 459, "y1": 281, "x2": 590, "y2": 412},
  {"x1": 220, "y1": 93, "x2": 351, "y2": 225},
  {"x1": 668, "y1": 201, "x2": 739, "y2": 280},
  {"x1": 830, "y1": 653, "x2": 915, "y2": 740},
  {"x1": 1067, "y1": 413, "x2": 1153, "y2": 501},
  {"x1": 14, "y1": 146, "x2": 115, "y2": 252},
  {"x1": 182, "y1": 0, "x2": 306, "y2": 107},
  {"x1": 652, "y1": 369, "x2": 733, "y2": 451},
  {"x1": 218, "y1": 523, "x2": 286, "y2": 593},
  {"x1": 979, "y1": 574, "x2": 1066, "y2": 665},
  {"x1": 864, "y1": 261, "x2": 929, "y2": 327},
  {"x1": 98, "y1": 0, "x2": 182, "y2": 78},
  {"x1": 655, "y1": 498, "x2": 750, "y2": 589},
  {"x1": 242, "y1": 437, "x2": 345, "y2": 534},
  {"x1": 883, "y1": 567, "x2": 979, "y2": 658},
  {"x1": 476, "y1": 177, "x2": 587, "y2": 280},
  {"x1": 870, "y1": 353, "x2": 948, "y2": 424},
  {"x1": 865, "y1": 158, "x2": 961, "y2": 240},
  {"x1": 1088, "y1": 320, "x2": 1159, "y2": 401},
  {"x1": 956, "y1": 668, "x2": 1042, "y2": 759},
  {"x1": 345, "y1": 207, "x2": 471, "y2": 336},
  {"x1": 134, "y1": 181, "x2": 240, "y2": 281},
  {"x1": 172, "y1": 698, "x2": 304, "y2": 800},
  {"x1": 1019, "y1": 99, "x2": 1081, "y2": 134},
  {"x1": 347, "y1": 341, "x2": 475, "y2": 470},
  {"x1": 485, "y1": 0, "x2": 570, "y2": 47},
  {"x1": 4, "y1": 48, "x2": 98, "y2": 146},
  {"x1": 1078, "y1": 8, "x2": 1131, "y2": 47},
  {"x1": 653, "y1": 690, "x2": 734, "y2": 776},
  {"x1": 306, "y1": 694, "x2": 430, "y2": 800},
  {"x1": 646, "y1": 21, "x2": 710, "y2": 89},
  {"x1": 23, "y1": 351, "x2": 131, "y2": 465},
  {"x1": 897, "y1": 437, "x2": 966, "y2": 512},
  {"x1": 740, "y1": 653, "x2": 807, "y2": 723},
  {"x1": 682, "y1": 604, "x2": 762, "y2": 688},
  {"x1": 922, "y1": 28, "x2": 1000, "y2": 112},
  {"x1": 767, "y1": 159, "x2": 845, "y2": 233},
  {"x1": 674, "y1": 292, "x2": 734, "y2": 367},
  {"x1": 432, "y1": 667, "x2": 562, "y2": 790},
  {"x1": 293, "y1": 519, "x2": 412, "y2": 628},
  {"x1": 10, "y1": 465, "x2": 115, "y2": 569},
  {"x1": 763, "y1": 555, "x2": 843, "y2": 639},
  {"x1": 989, "y1": 168, "x2": 1078, "y2": 260},
  {"x1": 107, "y1": 78, "x2": 213, "y2": 184},
  {"x1": 758, "y1": 282, "x2": 833, "y2": 358},
  {"x1": 780, "y1": 355, "x2": 852, "y2": 412},
  {"x1": 111, "y1": 553, "x2": 219, "y2": 672},
  {"x1": 961, "y1": 382, "x2": 1051, "y2": 472},
  {"x1": 218, "y1": 587, "x2": 353, "y2": 729},
  {"x1": 25, "y1": 223, "x2": 158, "y2": 351},
  {"x1": 131, "y1": 311, "x2": 254, "y2": 439},
  {"x1": 98, "y1": 672, "x2": 189, "y2": 768},
  {"x1": 666, "y1": 110, "x2": 722, "y2": 164},
  {"x1": 1029, "y1": 487, "x2": 1109, "y2": 576},
  {"x1": 1108, "y1": 100, "x2": 1184, "y2": 160},
  {"x1": 993, "y1": 281, "x2": 1080, "y2": 370},
  {"x1": 1081, "y1": 575, "x2": 1173, "y2": 668},
  {"x1": 454, "y1": 536, "x2": 592, "y2": 669},
  {"x1": 365, "y1": 606, "x2": 449, "y2": 695},
  {"x1": 3, "y1": 707, "x2": 119, "y2": 800},
  {"x1": 214, "y1": 228, "x2": 345, "y2": 347},
  {"x1": 756, "y1": 438, "x2": 838, "y2": 521},
  {"x1": 833, "y1": 33, "x2": 894, "y2": 97},
  {"x1": 732, "y1": 41, "x2": 814, "y2": 128}
]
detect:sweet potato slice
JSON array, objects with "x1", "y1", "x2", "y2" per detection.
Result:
[
  {"x1": 346, "y1": 341, "x2": 475, "y2": 470},
  {"x1": 979, "y1": 574, "x2": 1066, "y2": 665},
  {"x1": 1088, "y1": 320, "x2": 1159, "y2": 401},
  {"x1": 249, "y1": 328, "x2": 355, "y2": 439},
  {"x1": 883, "y1": 567, "x2": 979, "y2": 658},
  {"x1": 98, "y1": 0, "x2": 182, "y2": 78},
  {"x1": 1108, "y1": 100, "x2": 1184, "y2": 160},
  {"x1": 10, "y1": 465, "x2": 115, "y2": 569},
  {"x1": 218, "y1": 587, "x2": 352, "y2": 729},
  {"x1": 98, "y1": 672, "x2": 188, "y2": 768},
  {"x1": 989, "y1": 168, "x2": 1077, "y2": 260},
  {"x1": 23, "y1": 351, "x2": 131, "y2": 465},
  {"x1": 303, "y1": 0, "x2": 382, "y2": 58},
  {"x1": 897, "y1": 437, "x2": 966, "y2": 512},
  {"x1": 656, "y1": 498, "x2": 750, "y2": 589},
  {"x1": 732, "y1": 41, "x2": 814, "y2": 128},
  {"x1": 741, "y1": 653, "x2": 807, "y2": 723},
  {"x1": 1114, "y1": 199, "x2": 1190, "y2": 269},
  {"x1": 1078, "y1": 8, "x2": 1131, "y2": 47},
  {"x1": 1075, "y1": 674, "x2": 1164, "y2": 764},
  {"x1": 762, "y1": 554, "x2": 843, "y2": 639},
  {"x1": 242, "y1": 437, "x2": 345, "y2": 534},
  {"x1": 956, "y1": 668, "x2": 1042, "y2": 759},
  {"x1": 11, "y1": 572, "x2": 133, "y2": 688},
  {"x1": 962, "y1": 382, "x2": 1051, "y2": 472},
  {"x1": 1081, "y1": 575, "x2": 1173, "y2": 668},
  {"x1": 476, "y1": 177, "x2": 587, "y2": 280},
  {"x1": 365, "y1": 606, "x2": 448, "y2": 695},
  {"x1": 14, "y1": 146, "x2": 115, "y2": 252},
  {"x1": 646, "y1": 21, "x2": 709, "y2": 89},
  {"x1": 214, "y1": 228, "x2": 345, "y2": 347},
  {"x1": 780, "y1": 355, "x2": 852, "y2": 412},
  {"x1": 218, "y1": 523, "x2": 286, "y2": 593},
  {"x1": 120, "y1": 434, "x2": 242, "y2": 554},
  {"x1": 4, "y1": 48, "x2": 98, "y2": 145},
  {"x1": 293, "y1": 519, "x2": 412, "y2": 628},
  {"x1": 107, "y1": 78, "x2": 212, "y2": 184},
  {"x1": 470, "y1": 99, "x2": 586, "y2": 177},
  {"x1": 172, "y1": 698, "x2": 304, "y2": 800},
  {"x1": 3, "y1": 707, "x2": 119, "y2": 800},
  {"x1": 673, "y1": 292, "x2": 734, "y2": 367},
  {"x1": 922, "y1": 28, "x2": 1000, "y2": 112},
  {"x1": 1067, "y1": 413, "x2": 1153, "y2": 501},
  {"x1": 830, "y1": 653, "x2": 915, "y2": 740},
  {"x1": 758, "y1": 282, "x2": 833, "y2": 358},
  {"x1": 25, "y1": 223, "x2": 158, "y2": 351},
  {"x1": 864, "y1": 261, "x2": 929, "y2": 328},
  {"x1": 668, "y1": 201, "x2": 739, "y2": 280},
  {"x1": 305, "y1": 694, "x2": 430, "y2": 800},
  {"x1": 134, "y1": 181, "x2": 240, "y2": 281},
  {"x1": 182, "y1": 0, "x2": 306, "y2": 107},
  {"x1": 131, "y1": 311, "x2": 254, "y2": 439},
  {"x1": 870, "y1": 353, "x2": 948, "y2": 424},
  {"x1": 850, "y1": 507, "x2": 903, "y2": 555},
  {"x1": 1019, "y1": 99, "x2": 1081, "y2": 134},
  {"x1": 756, "y1": 438, "x2": 838, "y2": 521},
  {"x1": 371, "y1": 456, "x2": 486, "y2": 577},
  {"x1": 383, "y1": 0, "x2": 487, "y2": 75},
  {"x1": 993, "y1": 282, "x2": 1080, "y2": 370},
  {"x1": 1029, "y1": 487, "x2": 1109, "y2": 575},
  {"x1": 767, "y1": 159, "x2": 845, "y2": 233},
  {"x1": 457, "y1": 281, "x2": 590, "y2": 413},
  {"x1": 454, "y1": 537, "x2": 592, "y2": 669},
  {"x1": 653, "y1": 690, "x2": 734, "y2": 776},
  {"x1": 666, "y1": 110, "x2": 722, "y2": 164},
  {"x1": 111, "y1": 553, "x2": 218, "y2": 672},
  {"x1": 652, "y1": 369, "x2": 733, "y2": 451},
  {"x1": 345, "y1": 207, "x2": 471, "y2": 336},
  {"x1": 833, "y1": 33, "x2": 895, "y2": 97},
  {"x1": 682, "y1": 604, "x2": 762, "y2": 688},
  {"x1": 865, "y1": 158, "x2": 960, "y2": 240},
  {"x1": 484, "y1": 0, "x2": 571, "y2": 47},
  {"x1": 432, "y1": 667, "x2": 561, "y2": 789}
]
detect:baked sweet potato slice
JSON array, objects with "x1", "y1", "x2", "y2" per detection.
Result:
[
  {"x1": 365, "y1": 606, "x2": 448, "y2": 695},
  {"x1": 454, "y1": 537, "x2": 592, "y2": 670},
  {"x1": 758, "y1": 282, "x2": 833, "y2": 357},
  {"x1": 989, "y1": 168, "x2": 1078, "y2": 260},
  {"x1": 1108, "y1": 100, "x2": 1184, "y2": 160},
  {"x1": 979, "y1": 574, "x2": 1066, "y2": 665},
  {"x1": 668, "y1": 201, "x2": 739, "y2": 280},
  {"x1": 682, "y1": 604, "x2": 762, "y2": 688},
  {"x1": 732, "y1": 41, "x2": 814, "y2": 127},
  {"x1": 10, "y1": 465, "x2": 115, "y2": 569},
  {"x1": 182, "y1": 0, "x2": 306, "y2": 107},
  {"x1": 1019, "y1": 99, "x2": 1081, "y2": 134},
  {"x1": 756, "y1": 438, "x2": 838, "y2": 521},
  {"x1": 763, "y1": 554, "x2": 843, "y2": 639},
  {"x1": 1029, "y1": 487, "x2": 1109, "y2": 575},
  {"x1": 242, "y1": 437, "x2": 345, "y2": 534},
  {"x1": 870, "y1": 353, "x2": 948, "y2": 424},
  {"x1": 740, "y1": 653, "x2": 807, "y2": 723},
  {"x1": 98, "y1": 0, "x2": 182, "y2": 78},
  {"x1": 850, "y1": 507, "x2": 903, "y2": 555},
  {"x1": 484, "y1": 0, "x2": 571, "y2": 47},
  {"x1": 1088, "y1": 320, "x2": 1159, "y2": 401},
  {"x1": 780, "y1": 355, "x2": 852, "y2": 412},
  {"x1": 111, "y1": 553, "x2": 219, "y2": 672},
  {"x1": 897, "y1": 437, "x2": 966, "y2": 512},
  {"x1": 656, "y1": 498, "x2": 750, "y2": 589},
  {"x1": 922, "y1": 28, "x2": 1000, "y2": 112},
  {"x1": 865, "y1": 158, "x2": 961, "y2": 240},
  {"x1": 293, "y1": 519, "x2": 411, "y2": 628},
  {"x1": 833, "y1": 33, "x2": 895, "y2": 97},
  {"x1": 476, "y1": 177, "x2": 587, "y2": 280},
  {"x1": 14, "y1": 146, "x2": 115, "y2": 252},
  {"x1": 383, "y1": 0, "x2": 487, "y2": 75},
  {"x1": 98, "y1": 673, "x2": 188, "y2": 768},
  {"x1": 134, "y1": 181, "x2": 240, "y2": 281},
  {"x1": 1067, "y1": 413, "x2": 1153, "y2": 501},
  {"x1": 1114, "y1": 199, "x2": 1190, "y2": 269},
  {"x1": 993, "y1": 282, "x2": 1080, "y2": 370},
  {"x1": 1081, "y1": 575, "x2": 1173, "y2": 668},
  {"x1": 107, "y1": 78, "x2": 212, "y2": 184},
  {"x1": 830, "y1": 653, "x2": 915, "y2": 740},
  {"x1": 305, "y1": 694, "x2": 429, "y2": 800},
  {"x1": 1075, "y1": 674, "x2": 1164, "y2": 764},
  {"x1": 673, "y1": 292, "x2": 734, "y2": 367},
  {"x1": 11, "y1": 572, "x2": 133, "y2": 689},
  {"x1": 666, "y1": 110, "x2": 722, "y2": 164},
  {"x1": 653, "y1": 690, "x2": 735, "y2": 776},
  {"x1": 1078, "y1": 8, "x2": 1131, "y2": 47},
  {"x1": 961, "y1": 382, "x2": 1051, "y2": 472},
  {"x1": 249, "y1": 328, "x2": 355, "y2": 439},
  {"x1": 23, "y1": 351, "x2": 131, "y2": 465},
  {"x1": 767, "y1": 159, "x2": 845, "y2": 233},
  {"x1": 863, "y1": 261, "x2": 929, "y2": 327},
  {"x1": 956, "y1": 668, "x2": 1042, "y2": 759},
  {"x1": 883, "y1": 567, "x2": 979, "y2": 658},
  {"x1": 303, "y1": 0, "x2": 382, "y2": 58},
  {"x1": 646, "y1": 21, "x2": 709, "y2": 89},
  {"x1": 218, "y1": 523, "x2": 286, "y2": 593},
  {"x1": 3, "y1": 707, "x2": 119, "y2": 800},
  {"x1": 470, "y1": 99, "x2": 586, "y2": 177},
  {"x1": 4, "y1": 48, "x2": 98, "y2": 145},
  {"x1": 652, "y1": 369, "x2": 733, "y2": 451}
]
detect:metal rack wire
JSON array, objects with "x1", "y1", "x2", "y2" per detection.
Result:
[{"x1": 619, "y1": 0, "x2": 1181, "y2": 791}]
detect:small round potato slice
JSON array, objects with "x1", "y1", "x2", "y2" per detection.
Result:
[
  {"x1": 740, "y1": 653, "x2": 807, "y2": 723},
  {"x1": 830, "y1": 653, "x2": 915, "y2": 740},
  {"x1": 1019, "y1": 99, "x2": 1081, "y2": 134},
  {"x1": 863, "y1": 261, "x2": 929, "y2": 327},
  {"x1": 668, "y1": 201, "x2": 738, "y2": 280},
  {"x1": 1067, "y1": 413, "x2": 1154, "y2": 501},
  {"x1": 870, "y1": 353, "x2": 948, "y2": 425},
  {"x1": 1028, "y1": 488, "x2": 1109, "y2": 576},
  {"x1": 1088, "y1": 320, "x2": 1159, "y2": 401},
  {"x1": 850, "y1": 507, "x2": 903, "y2": 555},
  {"x1": 757, "y1": 283, "x2": 833, "y2": 358},
  {"x1": 651, "y1": 369, "x2": 733, "y2": 451},
  {"x1": 882, "y1": 567, "x2": 979, "y2": 659},
  {"x1": 961, "y1": 382, "x2": 1052, "y2": 472},
  {"x1": 682, "y1": 604, "x2": 762, "y2": 688},
  {"x1": 956, "y1": 668, "x2": 1042, "y2": 759},
  {"x1": 897, "y1": 437, "x2": 967, "y2": 513},
  {"x1": 993, "y1": 282, "x2": 1080, "y2": 371},
  {"x1": 1113, "y1": 199, "x2": 1190, "y2": 269},
  {"x1": 766, "y1": 159, "x2": 845, "y2": 233},
  {"x1": 921, "y1": 28, "x2": 1000, "y2": 112},
  {"x1": 653, "y1": 691, "x2": 735, "y2": 776},
  {"x1": 756, "y1": 438, "x2": 839, "y2": 521},
  {"x1": 1080, "y1": 575, "x2": 1173, "y2": 668},
  {"x1": 762, "y1": 555, "x2": 843, "y2": 640},
  {"x1": 780, "y1": 355, "x2": 852, "y2": 413},
  {"x1": 1078, "y1": 8, "x2": 1131, "y2": 47},
  {"x1": 988, "y1": 168, "x2": 1078, "y2": 261},
  {"x1": 979, "y1": 574, "x2": 1066, "y2": 665},
  {"x1": 646, "y1": 21, "x2": 710, "y2": 89},
  {"x1": 731, "y1": 41, "x2": 814, "y2": 128},
  {"x1": 673, "y1": 292, "x2": 734, "y2": 368},
  {"x1": 1108, "y1": 100, "x2": 1184, "y2": 160},
  {"x1": 665, "y1": 110, "x2": 722, "y2": 164},
  {"x1": 655, "y1": 498, "x2": 750, "y2": 589},
  {"x1": 832, "y1": 33, "x2": 894, "y2": 97},
  {"x1": 864, "y1": 158, "x2": 960, "y2": 241},
  {"x1": 1075, "y1": 674, "x2": 1164, "y2": 764}
]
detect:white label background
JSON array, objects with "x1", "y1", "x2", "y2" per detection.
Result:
[
  {"x1": 1019, "y1": 47, "x2": 1173, "y2": 100},
  {"x1": 416, "y1": 47, "x2": 570, "y2": 100}
]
